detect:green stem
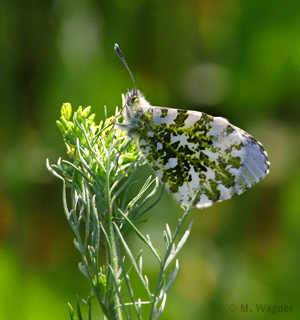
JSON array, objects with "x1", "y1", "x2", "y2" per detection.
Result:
[
  {"x1": 105, "y1": 213, "x2": 122, "y2": 320},
  {"x1": 104, "y1": 133, "x2": 122, "y2": 320}
]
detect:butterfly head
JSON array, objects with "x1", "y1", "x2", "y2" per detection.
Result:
[
  {"x1": 126, "y1": 89, "x2": 139, "y2": 107},
  {"x1": 123, "y1": 89, "x2": 151, "y2": 121}
]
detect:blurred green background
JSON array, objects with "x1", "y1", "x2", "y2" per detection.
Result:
[{"x1": 1, "y1": 0, "x2": 300, "y2": 319}]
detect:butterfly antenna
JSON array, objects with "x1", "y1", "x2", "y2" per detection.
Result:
[{"x1": 114, "y1": 44, "x2": 137, "y2": 95}]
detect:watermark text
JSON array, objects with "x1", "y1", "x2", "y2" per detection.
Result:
[{"x1": 229, "y1": 304, "x2": 293, "y2": 314}]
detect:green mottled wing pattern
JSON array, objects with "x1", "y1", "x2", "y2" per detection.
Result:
[{"x1": 120, "y1": 91, "x2": 270, "y2": 209}]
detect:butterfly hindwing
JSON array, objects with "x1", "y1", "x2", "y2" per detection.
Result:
[{"x1": 128, "y1": 103, "x2": 269, "y2": 208}]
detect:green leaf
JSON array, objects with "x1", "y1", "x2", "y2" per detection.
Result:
[{"x1": 68, "y1": 303, "x2": 78, "y2": 320}]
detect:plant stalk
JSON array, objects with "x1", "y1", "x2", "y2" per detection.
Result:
[{"x1": 104, "y1": 134, "x2": 122, "y2": 320}]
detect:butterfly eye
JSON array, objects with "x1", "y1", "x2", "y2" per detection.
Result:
[{"x1": 131, "y1": 96, "x2": 139, "y2": 104}]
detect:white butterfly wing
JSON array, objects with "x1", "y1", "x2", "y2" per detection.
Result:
[{"x1": 135, "y1": 106, "x2": 269, "y2": 209}]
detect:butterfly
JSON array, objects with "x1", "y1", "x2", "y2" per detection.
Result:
[{"x1": 114, "y1": 44, "x2": 270, "y2": 209}]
